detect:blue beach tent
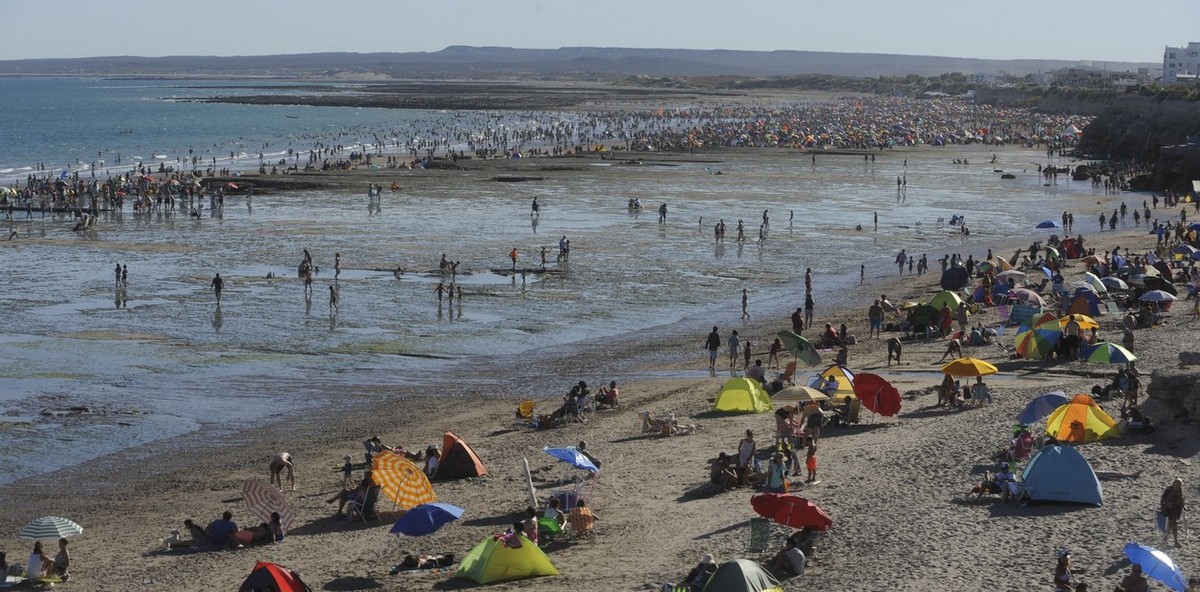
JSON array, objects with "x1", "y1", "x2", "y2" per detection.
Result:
[{"x1": 1020, "y1": 445, "x2": 1103, "y2": 506}]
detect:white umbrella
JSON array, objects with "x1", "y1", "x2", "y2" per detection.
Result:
[
  {"x1": 995, "y1": 270, "x2": 1027, "y2": 282},
  {"x1": 19, "y1": 516, "x2": 83, "y2": 542},
  {"x1": 1083, "y1": 272, "x2": 1108, "y2": 293},
  {"x1": 1140, "y1": 290, "x2": 1177, "y2": 302}
]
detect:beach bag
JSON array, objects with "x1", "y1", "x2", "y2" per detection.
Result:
[{"x1": 1155, "y1": 509, "x2": 1168, "y2": 533}]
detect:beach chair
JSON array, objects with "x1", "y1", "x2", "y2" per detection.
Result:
[
  {"x1": 747, "y1": 517, "x2": 771, "y2": 553},
  {"x1": 566, "y1": 506, "x2": 597, "y2": 541},
  {"x1": 516, "y1": 399, "x2": 535, "y2": 421},
  {"x1": 348, "y1": 485, "x2": 381, "y2": 522},
  {"x1": 537, "y1": 516, "x2": 564, "y2": 542}
]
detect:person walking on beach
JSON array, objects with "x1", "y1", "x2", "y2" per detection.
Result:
[
  {"x1": 509, "y1": 247, "x2": 519, "y2": 270},
  {"x1": 434, "y1": 282, "x2": 446, "y2": 304},
  {"x1": 804, "y1": 268, "x2": 813, "y2": 295},
  {"x1": 860, "y1": 263, "x2": 865, "y2": 285},
  {"x1": 329, "y1": 284, "x2": 338, "y2": 313},
  {"x1": 658, "y1": 202, "x2": 667, "y2": 223},
  {"x1": 531, "y1": 196, "x2": 539, "y2": 217},
  {"x1": 705, "y1": 326, "x2": 721, "y2": 371},
  {"x1": 741, "y1": 288, "x2": 750, "y2": 320},
  {"x1": 121, "y1": 264, "x2": 128, "y2": 287},
  {"x1": 1161, "y1": 477, "x2": 1186, "y2": 546},
  {"x1": 895, "y1": 249, "x2": 907, "y2": 275},
  {"x1": 873, "y1": 211, "x2": 878, "y2": 232},
  {"x1": 211, "y1": 273, "x2": 224, "y2": 304},
  {"x1": 728, "y1": 330, "x2": 741, "y2": 370},
  {"x1": 114, "y1": 263, "x2": 122, "y2": 288},
  {"x1": 804, "y1": 293, "x2": 815, "y2": 329},
  {"x1": 334, "y1": 252, "x2": 341, "y2": 280}
]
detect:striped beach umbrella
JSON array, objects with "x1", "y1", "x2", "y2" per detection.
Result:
[
  {"x1": 19, "y1": 516, "x2": 83, "y2": 542},
  {"x1": 242, "y1": 479, "x2": 295, "y2": 531},
  {"x1": 1015, "y1": 327, "x2": 1057, "y2": 360},
  {"x1": 371, "y1": 450, "x2": 437, "y2": 509},
  {"x1": 1082, "y1": 342, "x2": 1137, "y2": 365}
]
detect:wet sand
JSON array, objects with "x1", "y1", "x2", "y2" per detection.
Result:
[{"x1": 1, "y1": 148, "x2": 1196, "y2": 591}]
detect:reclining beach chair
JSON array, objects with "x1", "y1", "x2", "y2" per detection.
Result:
[
  {"x1": 515, "y1": 399, "x2": 535, "y2": 426},
  {"x1": 348, "y1": 485, "x2": 381, "y2": 522},
  {"x1": 746, "y1": 517, "x2": 771, "y2": 553}
]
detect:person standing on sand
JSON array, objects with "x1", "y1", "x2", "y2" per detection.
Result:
[
  {"x1": 1161, "y1": 477, "x2": 1186, "y2": 546},
  {"x1": 805, "y1": 268, "x2": 813, "y2": 295},
  {"x1": 510, "y1": 247, "x2": 519, "y2": 270},
  {"x1": 211, "y1": 273, "x2": 224, "y2": 304},
  {"x1": 791, "y1": 308, "x2": 804, "y2": 334},
  {"x1": 728, "y1": 330, "x2": 741, "y2": 370},
  {"x1": 737, "y1": 430, "x2": 756, "y2": 486},
  {"x1": 868, "y1": 299, "x2": 883, "y2": 339},
  {"x1": 741, "y1": 288, "x2": 750, "y2": 320},
  {"x1": 658, "y1": 202, "x2": 667, "y2": 223},
  {"x1": 874, "y1": 211, "x2": 878, "y2": 232},
  {"x1": 114, "y1": 263, "x2": 122, "y2": 287},
  {"x1": 804, "y1": 293, "x2": 815, "y2": 329},
  {"x1": 705, "y1": 326, "x2": 721, "y2": 371},
  {"x1": 531, "y1": 196, "x2": 539, "y2": 217},
  {"x1": 896, "y1": 249, "x2": 907, "y2": 275},
  {"x1": 540, "y1": 247, "x2": 548, "y2": 270}
]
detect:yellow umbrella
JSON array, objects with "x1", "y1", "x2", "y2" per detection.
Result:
[
  {"x1": 371, "y1": 450, "x2": 437, "y2": 509},
  {"x1": 1058, "y1": 314, "x2": 1099, "y2": 331},
  {"x1": 941, "y1": 357, "x2": 999, "y2": 377}
]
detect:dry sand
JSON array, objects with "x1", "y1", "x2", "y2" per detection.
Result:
[{"x1": 1, "y1": 155, "x2": 1198, "y2": 592}]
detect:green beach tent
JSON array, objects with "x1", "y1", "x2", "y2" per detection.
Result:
[
  {"x1": 453, "y1": 534, "x2": 559, "y2": 584},
  {"x1": 714, "y1": 377, "x2": 772, "y2": 413},
  {"x1": 702, "y1": 559, "x2": 783, "y2": 592},
  {"x1": 928, "y1": 290, "x2": 964, "y2": 311}
]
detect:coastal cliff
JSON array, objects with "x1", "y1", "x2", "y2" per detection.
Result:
[{"x1": 1076, "y1": 94, "x2": 1200, "y2": 191}]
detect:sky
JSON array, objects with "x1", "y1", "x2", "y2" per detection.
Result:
[{"x1": 0, "y1": 0, "x2": 1194, "y2": 64}]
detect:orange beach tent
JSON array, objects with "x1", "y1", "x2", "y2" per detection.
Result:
[
  {"x1": 434, "y1": 431, "x2": 488, "y2": 480},
  {"x1": 1044, "y1": 394, "x2": 1119, "y2": 444}
]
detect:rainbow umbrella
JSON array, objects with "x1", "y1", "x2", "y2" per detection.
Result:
[
  {"x1": 1082, "y1": 342, "x2": 1137, "y2": 365},
  {"x1": 1015, "y1": 327, "x2": 1057, "y2": 360}
]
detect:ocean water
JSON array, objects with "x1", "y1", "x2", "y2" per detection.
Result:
[{"x1": 0, "y1": 78, "x2": 1115, "y2": 484}]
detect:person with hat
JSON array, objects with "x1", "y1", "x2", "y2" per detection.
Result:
[
  {"x1": 682, "y1": 554, "x2": 717, "y2": 592},
  {"x1": 1120, "y1": 563, "x2": 1149, "y2": 592}
]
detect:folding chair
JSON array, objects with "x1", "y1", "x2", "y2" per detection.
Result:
[
  {"x1": 747, "y1": 517, "x2": 771, "y2": 553},
  {"x1": 566, "y1": 505, "x2": 597, "y2": 542},
  {"x1": 516, "y1": 399, "x2": 535, "y2": 420},
  {"x1": 347, "y1": 485, "x2": 381, "y2": 522},
  {"x1": 537, "y1": 516, "x2": 564, "y2": 543}
]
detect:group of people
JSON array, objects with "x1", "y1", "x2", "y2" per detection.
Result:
[
  {"x1": 167, "y1": 510, "x2": 284, "y2": 550},
  {"x1": 537, "y1": 380, "x2": 620, "y2": 428}
]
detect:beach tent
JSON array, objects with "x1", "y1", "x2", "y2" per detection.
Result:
[
  {"x1": 928, "y1": 290, "x2": 964, "y2": 311},
  {"x1": 1067, "y1": 289, "x2": 1102, "y2": 317},
  {"x1": 701, "y1": 559, "x2": 783, "y2": 592},
  {"x1": 714, "y1": 377, "x2": 773, "y2": 413},
  {"x1": 940, "y1": 267, "x2": 969, "y2": 290},
  {"x1": 238, "y1": 561, "x2": 314, "y2": 592},
  {"x1": 1044, "y1": 394, "x2": 1119, "y2": 444},
  {"x1": 453, "y1": 535, "x2": 559, "y2": 584},
  {"x1": 1020, "y1": 445, "x2": 1103, "y2": 506},
  {"x1": 809, "y1": 365, "x2": 856, "y2": 399},
  {"x1": 433, "y1": 431, "x2": 488, "y2": 480}
]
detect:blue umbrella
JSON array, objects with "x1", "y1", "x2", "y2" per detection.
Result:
[
  {"x1": 1016, "y1": 391, "x2": 1068, "y2": 425},
  {"x1": 544, "y1": 446, "x2": 598, "y2": 473},
  {"x1": 1036, "y1": 220, "x2": 1058, "y2": 229},
  {"x1": 1040, "y1": 266, "x2": 1054, "y2": 280},
  {"x1": 389, "y1": 502, "x2": 464, "y2": 536},
  {"x1": 1123, "y1": 542, "x2": 1188, "y2": 592}
]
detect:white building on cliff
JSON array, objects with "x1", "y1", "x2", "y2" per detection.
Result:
[{"x1": 1163, "y1": 42, "x2": 1200, "y2": 83}]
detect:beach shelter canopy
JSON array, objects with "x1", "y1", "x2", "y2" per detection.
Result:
[
  {"x1": 750, "y1": 493, "x2": 833, "y2": 531},
  {"x1": 242, "y1": 479, "x2": 295, "y2": 532},
  {"x1": 771, "y1": 385, "x2": 828, "y2": 405},
  {"x1": 1067, "y1": 289, "x2": 1103, "y2": 316},
  {"x1": 390, "y1": 502, "x2": 464, "y2": 537},
  {"x1": 1045, "y1": 394, "x2": 1119, "y2": 444},
  {"x1": 852, "y1": 373, "x2": 901, "y2": 416},
  {"x1": 775, "y1": 330, "x2": 821, "y2": 367},
  {"x1": 940, "y1": 267, "x2": 969, "y2": 290},
  {"x1": 941, "y1": 358, "x2": 998, "y2": 377},
  {"x1": 453, "y1": 535, "x2": 559, "y2": 584},
  {"x1": 371, "y1": 450, "x2": 437, "y2": 509},
  {"x1": 1017, "y1": 391, "x2": 1069, "y2": 425},
  {"x1": 433, "y1": 431, "x2": 488, "y2": 480},
  {"x1": 237, "y1": 561, "x2": 314, "y2": 592},
  {"x1": 701, "y1": 559, "x2": 784, "y2": 592},
  {"x1": 714, "y1": 377, "x2": 773, "y2": 413},
  {"x1": 1123, "y1": 542, "x2": 1188, "y2": 592},
  {"x1": 928, "y1": 290, "x2": 964, "y2": 311},
  {"x1": 544, "y1": 446, "x2": 599, "y2": 473},
  {"x1": 1020, "y1": 445, "x2": 1103, "y2": 506},
  {"x1": 810, "y1": 365, "x2": 856, "y2": 399},
  {"x1": 19, "y1": 516, "x2": 83, "y2": 542},
  {"x1": 1082, "y1": 342, "x2": 1137, "y2": 365}
]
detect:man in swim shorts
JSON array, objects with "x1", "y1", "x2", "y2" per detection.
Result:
[{"x1": 270, "y1": 451, "x2": 295, "y2": 490}]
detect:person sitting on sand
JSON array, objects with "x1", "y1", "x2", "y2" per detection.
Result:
[
  {"x1": 937, "y1": 374, "x2": 955, "y2": 407},
  {"x1": 595, "y1": 380, "x2": 619, "y2": 408},
  {"x1": 168, "y1": 519, "x2": 210, "y2": 549},
  {"x1": 680, "y1": 554, "x2": 718, "y2": 592},
  {"x1": 542, "y1": 498, "x2": 566, "y2": 529},
  {"x1": 1054, "y1": 549, "x2": 1077, "y2": 592},
  {"x1": 819, "y1": 375, "x2": 839, "y2": 397},
  {"x1": 566, "y1": 498, "x2": 598, "y2": 537},
  {"x1": 787, "y1": 526, "x2": 820, "y2": 557},
  {"x1": 269, "y1": 512, "x2": 285, "y2": 543},
  {"x1": 26, "y1": 541, "x2": 51, "y2": 580},
  {"x1": 971, "y1": 376, "x2": 992, "y2": 406},
  {"x1": 497, "y1": 522, "x2": 525, "y2": 549},
  {"x1": 206, "y1": 511, "x2": 238, "y2": 548},
  {"x1": 1120, "y1": 563, "x2": 1150, "y2": 592},
  {"x1": 711, "y1": 452, "x2": 739, "y2": 492},
  {"x1": 326, "y1": 470, "x2": 374, "y2": 518},
  {"x1": 424, "y1": 445, "x2": 440, "y2": 477},
  {"x1": 765, "y1": 538, "x2": 806, "y2": 579}
]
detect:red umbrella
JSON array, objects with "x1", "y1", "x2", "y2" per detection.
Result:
[
  {"x1": 225, "y1": 182, "x2": 239, "y2": 190},
  {"x1": 852, "y1": 373, "x2": 902, "y2": 417},
  {"x1": 750, "y1": 493, "x2": 832, "y2": 531}
]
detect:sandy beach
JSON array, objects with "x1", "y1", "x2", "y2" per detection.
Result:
[{"x1": 2, "y1": 144, "x2": 1198, "y2": 592}]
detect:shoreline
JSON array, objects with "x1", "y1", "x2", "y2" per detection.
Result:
[{"x1": 3, "y1": 144, "x2": 1196, "y2": 591}]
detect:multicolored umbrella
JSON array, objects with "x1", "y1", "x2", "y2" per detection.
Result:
[
  {"x1": 776, "y1": 330, "x2": 822, "y2": 367},
  {"x1": 390, "y1": 502, "x2": 464, "y2": 537},
  {"x1": 1123, "y1": 542, "x2": 1187, "y2": 592},
  {"x1": 941, "y1": 357, "x2": 999, "y2": 377},
  {"x1": 750, "y1": 493, "x2": 833, "y2": 531},
  {"x1": 19, "y1": 516, "x2": 83, "y2": 542},
  {"x1": 372, "y1": 450, "x2": 437, "y2": 509},
  {"x1": 1082, "y1": 342, "x2": 1137, "y2": 364},
  {"x1": 242, "y1": 479, "x2": 295, "y2": 531},
  {"x1": 1015, "y1": 326, "x2": 1057, "y2": 360}
]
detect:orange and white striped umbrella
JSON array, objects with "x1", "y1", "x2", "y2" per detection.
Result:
[
  {"x1": 242, "y1": 479, "x2": 295, "y2": 531},
  {"x1": 371, "y1": 451, "x2": 436, "y2": 509}
]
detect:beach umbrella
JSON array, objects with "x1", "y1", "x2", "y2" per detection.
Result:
[
  {"x1": 1016, "y1": 391, "x2": 1068, "y2": 425},
  {"x1": 1042, "y1": 246, "x2": 1060, "y2": 259},
  {"x1": 1082, "y1": 342, "x2": 1137, "y2": 365},
  {"x1": 1122, "y1": 542, "x2": 1188, "y2": 592},
  {"x1": 1015, "y1": 326, "x2": 1057, "y2": 360},
  {"x1": 1058, "y1": 314, "x2": 1099, "y2": 331},
  {"x1": 775, "y1": 330, "x2": 821, "y2": 367},
  {"x1": 371, "y1": 450, "x2": 438, "y2": 509},
  {"x1": 1009, "y1": 288, "x2": 1045, "y2": 306},
  {"x1": 1036, "y1": 220, "x2": 1058, "y2": 229},
  {"x1": 1079, "y1": 255, "x2": 1102, "y2": 265},
  {"x1": 852, "y1": 373, "x2": 901, "y2": 417},
  {"x1": 1140, "y1": 290, "x2": 1176, "y2": 302},
  {"x1": 995, "y1": 270, "x2": 1027, "y2": 283},
  {"x1": 19, "y1": 516, "x2": 83, "y2": 542},
  {"x1": 750, "y1": 493, "x2": 833, "y2": 531},
  {"x1": 941, "y1": 357, "x2": 998, "y2": 377},
  {"x1": 1082, "y1": 272, "x2": 1108, "y2": 293},
  {"x1": 1100, "y1": 277, "x2": 1128, "y2": 291},
  {"x1": 1171, "y1": 244, "x2": 1197, "y2": 256},
  {"x1": 1039, "y1": 266, "x2": 1054, "y2": 280},
  {"x1": 543, "y1": 446, "x2": 598, "y2": 473},
  {"x1": 389, "y1": 502, "x2": 464, "y2": 537},
  {"x1": 242, "y1": 479, "x2": 295, "y2": 532},
  {"x1": 1153, "y1": 261, "x2": 1175, "y2": 282},
  {"x1": 1190, "y1": 222, "x2": 1200, "y2": 231},
  {"x1": 772, "y1": 385, "x2": 828, "y2": 405}
]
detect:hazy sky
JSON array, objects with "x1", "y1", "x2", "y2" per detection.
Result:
[{"x1": 0, "y1": 0, "x2": 1193, "y2": 64}]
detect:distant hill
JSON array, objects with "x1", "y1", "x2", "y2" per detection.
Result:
[{"x1": 0, "y1": 46, "x2": 1158, "y2": 79}]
